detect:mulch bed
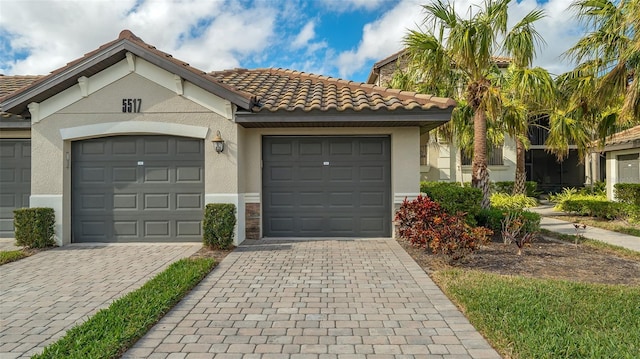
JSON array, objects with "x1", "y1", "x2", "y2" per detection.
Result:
[{"x1": 399, "y1": 237, "x2": 640, "y2": 286}]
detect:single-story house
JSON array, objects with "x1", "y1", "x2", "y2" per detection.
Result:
[
  {"x1": 367, "y1": 49, "x2": 586, "y2": 192},
  {"x1": 0, "y1": 30, "x2": 455, "y2": 245},
  {"x1": 586, "y1": 125, "x2": 640, "y2": 200}
]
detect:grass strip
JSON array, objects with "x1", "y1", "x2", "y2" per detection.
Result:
[
  {"x1": 551, "y1": 215, "x2": 640, "y2": 237},
  {"x1": 539, "y1": 228, "x2": 640, "y2": 259},
  {"x1": 0, "y1": 250, "x2": 28, "y2": 265},
  {"x1": 433, "y1": 269, "x2": 640, "y2": 359},
  {"x1": 33, "y1": 257, "x2": 215, "y2": 359}
]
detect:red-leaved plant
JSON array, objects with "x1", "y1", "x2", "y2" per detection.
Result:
[{"x1": 395, "y1": 195, "x2": 492, "y2": 261}]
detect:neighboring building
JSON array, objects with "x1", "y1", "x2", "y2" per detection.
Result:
[
  {"x1": 367, "y1": 49, "x2": 585, "y2": 192},
  {"x1": 0, "y1": 30, "x2": 455, "y2": 244},
  {"x1": 587, "y1": 125, "x2": 640, "y2": 200}
]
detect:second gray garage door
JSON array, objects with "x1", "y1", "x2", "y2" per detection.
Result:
[
  {"x1": 0, "y1": 139, "x2": 30, "y2": 238},
  {"x1": 72, "y1": 136, "x2": 204, "y2": 243},
  {"x1": 263, "y1": 136, "x2": 391, "y2": 237}
]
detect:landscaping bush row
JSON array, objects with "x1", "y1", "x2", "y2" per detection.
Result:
[
  {"x1": 420, "y1": 182, "x2": 482, "y2": 224},
  {"x1": 561, "y1": 199, "x2": 640, "y2": 222},
  {"x1": 614, "y1": 183, "x2": 640, "y2": 206}
]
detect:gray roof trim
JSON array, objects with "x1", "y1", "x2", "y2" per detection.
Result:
[
  {"x1": 235, "y1": 108, "x2": 452, "y2": 130},
  {"x1": 1, "y1": 40, "x2": 254, "y2": 116}
]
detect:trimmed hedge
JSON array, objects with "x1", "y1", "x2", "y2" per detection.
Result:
[
  {"x1": 560, "y1": 200, "x2": 626, "y2": 219},
  {"x1": 614, "y1": 183, "x2": 640, "y2": 206},
  {"x1": 13, "y1": 208, "x2": 55, "y2": 248},
  {"x1": 490, "y1": 193, "x2": 538, "y2": 210},
  {"x1": 476, "y1": 208, "x2": 541, "y2": 235},
  {"x1": 491, "y1": 181, "x2": 540, "y2": 197},
  {"x1": 203, "y1": 203, "x2": 236, "y2": 249},
  {"x1": 420, "y1": 182, "x2": 482, "y2": 223}
]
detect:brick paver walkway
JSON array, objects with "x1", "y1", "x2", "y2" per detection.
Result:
[
  {"x1": 0, "y1": 243, "x2": 201, "y2": 358},
  {"x1": 124, "y1": 239, "x2": 500, "y2": 359}
]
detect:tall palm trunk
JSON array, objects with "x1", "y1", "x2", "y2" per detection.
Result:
[
  {"x1": 472, "y1": 110, "x2": 491, "y2": 209},
  {"x1": 513, "y1": 137, "x2": 527, "y2": 195}
]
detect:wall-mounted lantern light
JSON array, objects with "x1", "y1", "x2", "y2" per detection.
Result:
[{"x1": 212, "y1": 130, "x2": 225, "y2": 153}]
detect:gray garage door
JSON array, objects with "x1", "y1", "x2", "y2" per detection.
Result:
[
  {"x1": 0, "y1": 139, "x2": 30, "y2": 238},
  {"x1": 72, "y1": 136, "x2": 204, "y2": 243},
  {"x1": 263, "y1": 136, "x2": 391, "y2": 237}
]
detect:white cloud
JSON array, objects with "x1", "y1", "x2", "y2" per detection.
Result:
[
  {"x1": 318, "y1": 0, "x2": 389, "y2": 12},
  {"x1": 335, "y1": 0, "x2": 423, "y2": 79},
  {"x1": 335, "y1": 0, "x2": 582, "y2": 79},
  {"x1": 0, "y1": 0, "x2": 278, "y2": 75},
  {"x1": 292, "y1": 21, "x2": 316, "y2": 50}
]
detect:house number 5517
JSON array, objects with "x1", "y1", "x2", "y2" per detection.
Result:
[{"x1": 122, "y1": 98, "x2": 142, "y2": 113}]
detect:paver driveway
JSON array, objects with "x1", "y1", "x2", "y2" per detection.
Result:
[
  {"x1": 0, "y1": 243, "x2": 201, "y2": 358},
  {"x1": 124, "y1": 239, "x2": 499, "y2": 359}
]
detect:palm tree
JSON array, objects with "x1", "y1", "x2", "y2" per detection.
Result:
[
  {"x1": 500, "y1": 66, "x2": 555, "y2": 194},
  {"x1": 565, "y1": 0, "x2": 639, "y2": 133},
  {"x1": 545, "y1": 0, "x2": 638, "y2": 182},
  {"x1": 404, "y1": 0, "x2": 547, "y2": 208}
]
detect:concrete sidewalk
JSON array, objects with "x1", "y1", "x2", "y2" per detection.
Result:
[
  {"x1": 0, "y1": 243, "x2": 201, "y2": 358},
  {"x1": 123, "y1": 239, "x2": 500, "y2": 359},
  {"x1": 531, "y1": 204, "x2": 640, "y2": 252}
]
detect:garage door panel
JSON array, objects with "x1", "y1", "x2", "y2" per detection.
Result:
[
  {"x1": 112, "y1": 138, "x2": 137, "y2": 154},
  {"x1": 360, "y1": 192, "x2": 385, "y2": 207},
  {"x1": 145, "y1": 221, "x2": 170, "y2": 236},
  {"x1": 113, "y1": 167, "x2": 137, "y2": 182},
  {"x1": 144, "y1": 167, "x2": 170, "y2": 182},
  {"x1": 270, "y1": 142, "x2": 293, "y2": 156},
  {"x1": 144, "y1": 194, "x2": 170, "y2": 209},
  {"x1": 329, "y1": 141, "x2": 354, "y2": 155},
  {"x1": 177, "y1": 221, "x2": 201, "y2": 236},
  {"x1": 0, "y1": 140, "x2": 31, "y2": 237},
  {"x1": 299, "y1": 141, "x2": 323, "y2": 155},
  {"x1": 72, "y1": 136, "x2": 203, "y2": 242},
  {"x1": 176, "y1": 167, "x2": 201, "y2": 182},
  {"x1": 143, "y1": 138, "x2": 170, "y2": 155},
  {"x1": 329, "y1": 166, "x2": 354, "y2": 181},
  {"x1": 263, "y1": 136, "x2": 390, "y2": 237},
  {"x1": 177, "y1": 194, "x2": 202, "y2": 209},
  {"x1": 299, "y1": 166, "x2": 323, "y2": 181},
  {"x1": 114, "y1": 221, "x2": 138, "y2": 236},
  {"x1": 114, "y1": 194, "x2": 137, "y2": 209}
]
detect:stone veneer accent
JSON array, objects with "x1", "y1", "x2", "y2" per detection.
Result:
[{"x1": 245, "y1": 203, "x2": 260, "y2": 240}]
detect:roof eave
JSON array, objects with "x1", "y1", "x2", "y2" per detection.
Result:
[{"x1": 1, "y1": 39, "x2": 254, "y2": 115}]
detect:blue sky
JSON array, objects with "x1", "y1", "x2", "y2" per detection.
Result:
[{"x1": 0, "y1": 0, "x2": 581, "y2": 83}]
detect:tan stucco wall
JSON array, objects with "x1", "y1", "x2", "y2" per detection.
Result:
[
  {"x1": 243, "y1": 126, "x2": 421, "y2": 199},
  {"x1": 0, "y1": 129, "x2": 31, "y2": 138},
  {"x1": 31, "y1": 72, "x2": 237, "y2": 244},
  {"x1": 33, "y1": 73, "x2": 236, "y2": 195}
]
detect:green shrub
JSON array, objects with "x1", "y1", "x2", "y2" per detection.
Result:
[
  {"x1": 624, "y1": 204, "x2": 640, "y2": 223},
  {"x1": 579, "y1": 181, "x2": 606, "y2": 196},
  {"x1": 420, "y1": 182, "x2": 482, "y2": 223},
  {"x1": 490, "y1": 193, "x2": 538, "y2": 210},
  {"x1": 614, "y1": 183, "x2": 640, "y2": 206},
  {"x1": 560, "y1": 200, "x2": 626, "y2": 219},
  {"x1": 13, "y1": 208, "x2": 55, "y2": 248},
  {"x1": 476, "y1": 208, "x2": 541, "y2": 235},
  {"x1": 203, "y1": 203, "x2": 236, "y2": 249},
  {"x1": 549, "y1": 187, "x2": 607, "y2": 210},
  {"x1": 395, "y1": 195, "x2": 492, "y2": 262},
  {"x1": 491, "y1": 181, "x2": 540, "y2": 197}
]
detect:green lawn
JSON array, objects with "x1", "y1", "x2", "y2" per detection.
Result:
[
  {"x1": 33, "y1": 257, "x2": 216, "y2": 359},
  {"x1": 433, "y1": 269, "x2": 640, "y2": 359}
]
